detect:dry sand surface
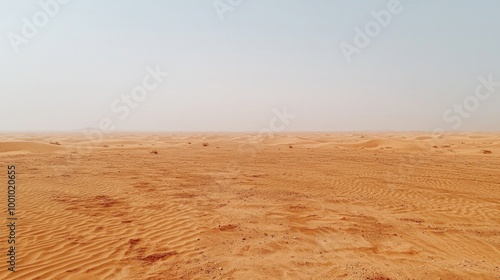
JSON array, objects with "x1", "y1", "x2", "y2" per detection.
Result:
[{"x1": 0, "y1": 132, "x2": 499, "y2": 280}]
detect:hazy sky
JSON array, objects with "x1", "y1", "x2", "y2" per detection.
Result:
[{"x1": 1, "y1": 0, "x2": 499, "y2": 132}]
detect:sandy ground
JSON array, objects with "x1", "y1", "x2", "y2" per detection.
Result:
[{"x1": 0, "y1": 132, "x2": 499, "y2": 280}]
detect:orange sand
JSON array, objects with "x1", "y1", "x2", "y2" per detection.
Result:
[{"x1": 0, "y1": 133, "x2": 499, "y2": 279}]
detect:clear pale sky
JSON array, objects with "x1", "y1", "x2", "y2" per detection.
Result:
[{"x1": 1, "y1": 0, "x2": 499, "y2": 132}]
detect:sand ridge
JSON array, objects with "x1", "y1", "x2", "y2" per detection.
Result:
[{"x1": 0, "y1": 142, "x2": 65, "y2": 154}]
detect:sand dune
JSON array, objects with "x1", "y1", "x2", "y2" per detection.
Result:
[
  {"x1": 340, "y1": 138, "x2": 417, "y2": 150},
  {"x1": 0, "y1": 141, "x2": 65, "y2": 154},
  {"x1": 0, "y1": 133, "x2": 499, "y2": 279}
]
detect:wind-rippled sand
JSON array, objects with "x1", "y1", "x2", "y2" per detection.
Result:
[{"x1": 0, "y1": 133, "x2": 499, "y2": 279}]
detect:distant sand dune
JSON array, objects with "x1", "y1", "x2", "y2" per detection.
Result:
[{"x1": 0, "y1": 141, "x2": 65, "y2": 154}]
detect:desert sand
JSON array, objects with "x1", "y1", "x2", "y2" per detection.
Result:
[{"x1": 0, "y1": 132, "x2": 499, "y2": 279}]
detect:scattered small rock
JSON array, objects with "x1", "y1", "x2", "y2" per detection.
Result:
[
  {"x1": 129, "y1": 238, "x2": 141, "y2": 245},
  {"x1": 140, "y1": 251, "x2": 177, "y2": 262}
]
